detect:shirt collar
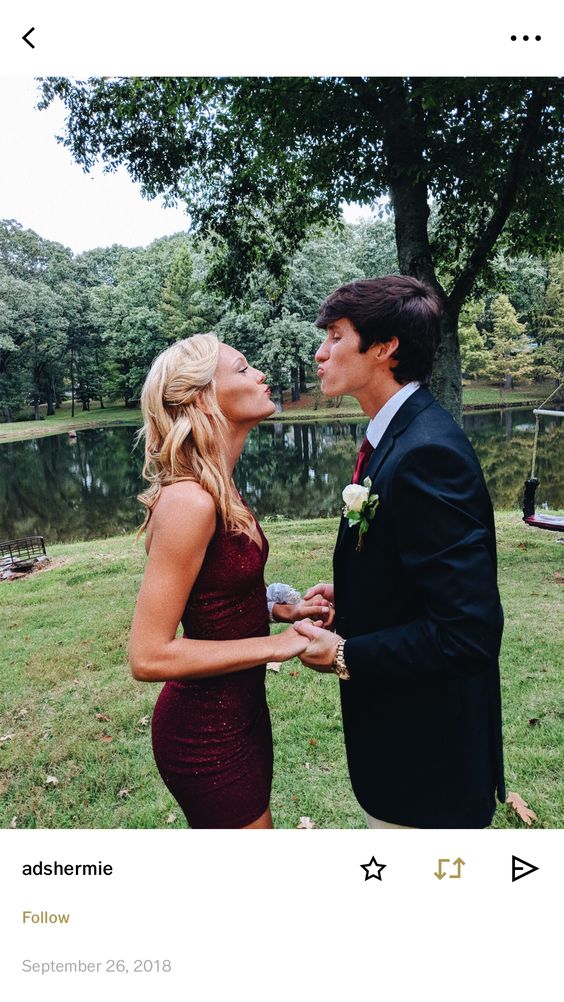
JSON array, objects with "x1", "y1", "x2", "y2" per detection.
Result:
[{"x1": 365, "y1": 382, "x2": 421, "y2": 450}]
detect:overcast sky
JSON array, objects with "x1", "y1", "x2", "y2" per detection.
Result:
[
  {"x1": 1, "y1": 77, "x2": 372, "y2": 257},
  {"x1": 0, "y1": 77, "x2": 192, "y2": 253}
]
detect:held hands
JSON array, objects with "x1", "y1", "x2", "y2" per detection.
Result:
[
  {"x1": 293, "y1": 619, "x2": 343, "y2": 673},
  {"x1": 271, "y1": 626, "x2": 310, "y2": 662},
  {"x1": 271, "y1": 580, "x2": 338, "y2": 666},
  {"x1": 291, "y1": 581, "x2": 339, "y2": 669},
  {"x1": 272, "y1": 581, "x2": 335, "y2": 629},
  {"x1": 287, "y1": 595, "x2": 335, "y2": 629},
  {"x1": 290, "y1": 581, "x2": 335, "y2": 628}
]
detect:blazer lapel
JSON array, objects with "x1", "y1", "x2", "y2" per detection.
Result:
[{"x1": 334, "y1": 387, "x2": 434, "y2": 558}]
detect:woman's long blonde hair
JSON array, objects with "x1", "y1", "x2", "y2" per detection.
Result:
[{"x1": 136, "y1": 333, "x2": 253, "y2": 535}]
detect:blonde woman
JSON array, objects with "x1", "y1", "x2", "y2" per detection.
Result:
[{"x1": 129, "y1": 334, "x2": 331, "y2": 829}]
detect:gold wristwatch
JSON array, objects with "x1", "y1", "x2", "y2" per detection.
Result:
[{"x1": 332, "y1": 639, "x2": 350, "y2": 681}]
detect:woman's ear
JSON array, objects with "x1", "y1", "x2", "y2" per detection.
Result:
[{"x1": 193, "y1": 388, "x2": 214, "y2": 416}]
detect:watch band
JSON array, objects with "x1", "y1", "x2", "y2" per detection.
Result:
[{"x1": 332, "y1": 639, "x2": 350, "y2": 681}]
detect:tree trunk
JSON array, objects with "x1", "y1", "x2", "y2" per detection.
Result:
[
  {"x1": 46, "y1": 381, "x2": 55, "y2": 416},
  {"x1": 504, "y1": 373, "x2": 513, "y2": 389},
  {"x1": 377, "y1": 79, "x2": 462, "y2": 423},
  {"x1": 291, "y1": 367, "x2": 300, "y2": 402},
  {"x1": 3, "y1": 405, "x2": 12, "y2": 422},
  {"x1": 430, "y1": 305, "x2": 463, "y2": 422},
  {"x1": 70, "y1": 347, "x2": 76, "y2": 419},
  {"x1": 299, "y1": 363, "x2": 308, "y2": 394},
  {"x1": 94, "y1": 348, "x2": 104, "y2": 408},
  {"x1": 33, "y1": 394, "x2": 41, "y2": 421}
]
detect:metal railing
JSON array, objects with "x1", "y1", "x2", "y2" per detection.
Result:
[{"x1": 0, "y1": 535, "x2": 47, "y2": 566}]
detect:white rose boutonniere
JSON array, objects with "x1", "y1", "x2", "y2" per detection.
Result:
[{"x1": 342, "y1": 477, "x2": 380, "y2": 551}]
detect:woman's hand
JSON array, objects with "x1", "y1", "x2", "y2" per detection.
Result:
[
  {"x1": 288, "y1": 595, "x2": 335, "y2": 629},
  {"x1": 271, "y1": 626, "x2": 310, "y2": 661}
]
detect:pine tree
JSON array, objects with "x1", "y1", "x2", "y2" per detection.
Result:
[{"x1": 487, "y1": 294, "x2": 533, "y2": 388}]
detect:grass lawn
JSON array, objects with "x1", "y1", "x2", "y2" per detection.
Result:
[
  {"x1": 462, "y1": 384, "x2": 556, "y2": 407},
  {"x1": 1, "y1": 513, "x2": 562, "y2": 829},
  {"x1": 0, "y1": 402, "x2": 140, "y2": 444}
]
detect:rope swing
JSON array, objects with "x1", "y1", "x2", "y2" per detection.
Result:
[{"x1": 522, "y1": 381, "x2": 564, "y2": 532}]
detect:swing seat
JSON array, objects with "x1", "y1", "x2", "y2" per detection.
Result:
[
  {"x1": 522, "y1": 477, "x2": 564, "y2": 531},
  {"x1": 524, "y1": 513, "x2": 564, "y2": 532},
  {"x1": 522, "y1": 393, "x2": 563, "y2": 532}
]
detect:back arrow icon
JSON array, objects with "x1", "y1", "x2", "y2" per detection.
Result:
[
  {"x1": 512, "y1": 855, "x2": 539, "y2": 882},
  {"x1": 22, "y1": 27, "x2": 35, "y2": 48}
]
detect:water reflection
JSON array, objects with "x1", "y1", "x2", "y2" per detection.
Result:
[
  {"x1": 0, "y1": 429, "x2": 143, "y2": 542},
  {"x1": 0, "y1": 409, "x2": 561, "y2": 542}
]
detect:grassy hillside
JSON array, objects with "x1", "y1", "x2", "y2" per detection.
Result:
[{"x1": 1, "y1": 514, "x2": 562, "y2": 829}]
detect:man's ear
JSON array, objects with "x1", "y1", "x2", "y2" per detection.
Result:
[{"x1": 373, "y1": 337, "x2": 399, "y2": 362}]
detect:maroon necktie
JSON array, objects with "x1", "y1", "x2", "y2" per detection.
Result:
[{"x1": 352, "y1": 436, "x2": 375, "y2": 484}]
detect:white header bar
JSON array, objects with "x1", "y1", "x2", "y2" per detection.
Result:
[{"x1": 0, "y1": 0, "x2": 561, "y2": 75}]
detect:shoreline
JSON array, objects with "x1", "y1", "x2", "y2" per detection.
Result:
[{"x1": 0, "y1": 396, "x2": 552, "y2": 445}]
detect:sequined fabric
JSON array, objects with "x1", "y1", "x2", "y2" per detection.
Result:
[{"x1": 151, "y1": 516, "x2": 273, "y2": 829}]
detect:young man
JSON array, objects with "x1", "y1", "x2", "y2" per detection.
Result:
[{"x1": 296, "y1": 276, "x2": 505, "y2": 828}]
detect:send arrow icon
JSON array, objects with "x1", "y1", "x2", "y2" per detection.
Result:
[{"x1": 512, "y1": 855, "x2": 539, "y2": 882}]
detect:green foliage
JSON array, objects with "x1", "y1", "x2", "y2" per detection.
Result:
[
  {"x1": 161, "y1": 241, "x2": 222, "y2": 339},
  {"x1": 0, "y1": 221, "x2": 72, "y2": 419},
  {"x1": 0, "y1": 209, "x2": 561, "y2": 418},
  {"x1": 36, "y1": 76, "x2": 564, "y2": 419},
  {"x1": 459, "y1": 300, "x2": 489, "y2": 379},
  {"x1": 37, "y1": 77, "x2": 564, "y2": 287},
  {"x1": 257, "y1": 310, "x2": 321, "y2": 396},
  {"x1": 281, "y1": 225, "x2": 365, "y2": 321},
  {"x1": 535, "y1": 254, "x2": 564, "y2": 382},
  {"x1": 487, "y1": 294, "x2": 535, "y2": 386}
]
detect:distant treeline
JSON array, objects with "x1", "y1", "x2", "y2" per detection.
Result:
[{"x1": 0, "y1": 216, "x2": 562, "y2": 422}]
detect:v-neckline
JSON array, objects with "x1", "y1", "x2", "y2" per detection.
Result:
[
  {"x1": 236, "y1": 488, "x2": 265, "y2": 556},
  {"x1": 243, "y1": 520, "x2": 266, "y2": 557}
]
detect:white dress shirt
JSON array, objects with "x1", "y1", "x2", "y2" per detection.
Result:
[{"x1": 365, "y1": 382, "x2": 421, "y2": 450}]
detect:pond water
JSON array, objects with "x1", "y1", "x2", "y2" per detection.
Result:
[{"x1": 0, "y1": 409, "x2": 562, "y2": 543}]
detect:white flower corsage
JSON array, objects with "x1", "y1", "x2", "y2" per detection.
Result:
[
  {"x1": 266, "y1": 582, "x2": 301, "y2": 622},
  {"x1": 342, "y1": 477, "x2": 380, "y2": 551}
]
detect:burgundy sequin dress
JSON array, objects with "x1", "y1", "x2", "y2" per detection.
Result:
[{"x1": 151, "y1": 515, "x2": 272, "y2": 828}]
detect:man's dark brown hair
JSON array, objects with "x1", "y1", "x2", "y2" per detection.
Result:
[{"x1": 316, "y1": 276, "x2": 442, "y2": 385}]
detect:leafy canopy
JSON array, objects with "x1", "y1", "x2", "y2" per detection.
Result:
[{"x1": 39, "y1": 77, "x2": 564, "y2": 298}]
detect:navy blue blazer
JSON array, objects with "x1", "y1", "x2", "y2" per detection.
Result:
[{"x1": 335, "y1": 387, "x2": 505, "y2": 828}]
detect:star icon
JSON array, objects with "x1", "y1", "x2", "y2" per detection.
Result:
[{"x1": 360, "y1": 856, "x2": 386, "y2": 881}]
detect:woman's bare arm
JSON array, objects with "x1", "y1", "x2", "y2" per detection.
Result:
[{"x1": 129, "y1": 482, "x2": 307, "y2": 681}]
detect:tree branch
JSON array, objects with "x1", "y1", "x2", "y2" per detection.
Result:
[{"x1": 448, "y1": 86, "x2": 547, "y2": 314}]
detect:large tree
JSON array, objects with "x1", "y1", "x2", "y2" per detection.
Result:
[
  {"x1": 39, "y1": 77, "x2": 563, "y2": 420},
  {"x1": 0, "y1": 221, "x2": 70, "y2": 420}
]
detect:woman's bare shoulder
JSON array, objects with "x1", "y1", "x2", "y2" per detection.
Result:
[{"x1": 149, "y1": 481, "x2": 216, "y2": 547}]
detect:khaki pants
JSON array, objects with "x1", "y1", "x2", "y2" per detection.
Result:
[{"x1": 364, "y1": 811, "x2": 416, "y2": 830}]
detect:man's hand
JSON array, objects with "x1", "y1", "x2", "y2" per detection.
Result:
[
  {"x1": 303, "y1": 582, "x2": 334, "y2": 605},
  {"x1": 294, "y1": 619, "x2": 343, "y2": 672},
  {"x1": 272, "y1": 595, "x2": 335, "y2": 628}
]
